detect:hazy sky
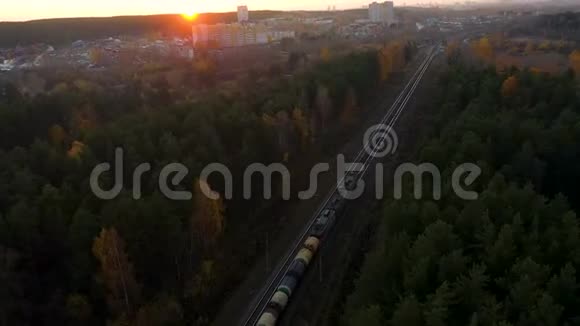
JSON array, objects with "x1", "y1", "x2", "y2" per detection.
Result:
[{"x1": 1, "y1": 0, "x2": 452, "y2": 21}]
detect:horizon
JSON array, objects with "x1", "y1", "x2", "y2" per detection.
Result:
[{"x1": 0, "y1": 0, "x2": 530, "y2": 23}]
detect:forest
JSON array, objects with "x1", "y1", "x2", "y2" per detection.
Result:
[
  {"x1": 0, "y1": 42, "x2": 415, "y2": 326},
  {"x1": 340, "y1": 63, "x2": 580, "y2": 325},
  {"x1": 511, "y1": 12, "x2": 580, "y2": 42}
]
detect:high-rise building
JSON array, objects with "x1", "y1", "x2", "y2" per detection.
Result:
[
  {"x1": 369, "y1": 1, "x2": 395, "y2": 25},
  {"x1": 237, "y1": 5, "x2": 249, "y2": 22}
]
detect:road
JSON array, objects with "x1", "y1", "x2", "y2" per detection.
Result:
[{"x1": 240, "y1": 43, "x2": 441, "y2": 326}]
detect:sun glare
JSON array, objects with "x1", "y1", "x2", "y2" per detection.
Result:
[{"x1": 182, "y1": 13, "x2": 198, "y2": 21}]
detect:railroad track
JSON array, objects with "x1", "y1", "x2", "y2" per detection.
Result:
[{"x1": 240, "y1": 44, "x2": 441, "y2": 326}]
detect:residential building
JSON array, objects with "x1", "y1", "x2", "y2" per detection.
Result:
[
  {"x1": 369, "y1": 1, "x2": 396, "y2": 25},
  {"x1": 192, "y1": 23, "x2": 295, "y2": 48},
  {"x1": 237, "y1": 5, "x2": 249, "y2": 23}
]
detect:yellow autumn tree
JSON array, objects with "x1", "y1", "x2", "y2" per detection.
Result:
[
  {"x1": 73, "y1": 79, "x2": 98, "y2": 93},
  {"x1": 378, "y1": 41, "x2": 405, "y2": 81},
  {"x1": 51, "y1": 82, "x2": 69, "y2": 93},
  {"x1": 188, "y1": 260, "x2": 217, "y2": 300},
  {"x1": 89, "y1": 48, "x2": 104, "y2": 65},
  {"x1": 389, "y1": 41, "x2": 405, "y2": 68},
  {"x1": 525, "y1": 41, "x2": 535, "y2": 55},
  {"x1": 570, "y1": 50, "x2": 580, "y2": 78},
  {"x1": 92, "y1": 228, "x2": 140, "y2": 318},
  {"x1": 446, "y1": 41, "x2": 460, "y2": 63},
  {"x1": 276, "y1": 110, "x2": 292, "y2": 159},
  {"x1": 193, "y1": 56, "x2": 217, "y2": 82},
  {"x1": 292, "y1": 108, "x2": 310, "y2": 150},
  {"x1": 191, "y1": 179, "x2": 225, "y2": 253},
  {"x1": 340, "y1": 87, "x2": 359, "y2": 127},
  {"x1": 146, "y1": 32, "x2": 162, "y2": 42},
  {"x1": 320, "y1": 47, "x2": 331, "y2": 62},
  {"x1": 262, "y1": 112, "x2": 277, "y2": 128},
  {"x1": 501, "y1": 76, "x2": 519, "y2": 98},
  {"x1": 472, "y1": 37, "x2": 494, "y2": 63},
  {"x1": 48, "y1": 124, "x2": 67, "y2": 147},
  {"x1": 378, "y1": 47, "x2": 393, "y2": 81},
  {"x1": 446, "y1": 41, "x2": 458, "y2": 56},
  {"x1": 316, "y1": 84, "x2": 332, "y2": 129},
  {"x1": 538, "y1": 41, "x2": 552, "y2": 52}
]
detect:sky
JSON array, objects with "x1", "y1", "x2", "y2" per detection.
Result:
[{"x1": 0, "y1": 0, "x2": 465, "y2": 22}]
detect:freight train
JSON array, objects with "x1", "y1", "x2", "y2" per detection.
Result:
[{"x1": 256, "y1": 173, "x2": 358, "y2": 326}]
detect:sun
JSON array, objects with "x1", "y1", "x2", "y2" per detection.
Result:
[{"x1": 182, "y1": 12, "x2": 199, "y2": 21}]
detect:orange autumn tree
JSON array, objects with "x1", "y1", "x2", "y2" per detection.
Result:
[
  {"x1": 68, "y1": 140, "x2": 86, "y2": 159},
  {"x1": 570, "y1": 50, "x2": 580, "y2": 77},
  {"x1": 378, "y1": 46, "x2": 393, "y2": 81},
  {"x1": 446, "y1": 41, "x2": 459, "y2": 56},
  {"x1": 378, "y1": 41, "x2": 406, "y2": 81},
  {"x1": 501, "y1": 76, "x2": 519, "y2": 98}
]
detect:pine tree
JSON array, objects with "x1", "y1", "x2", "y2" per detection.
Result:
[
  {"x1": 345, "y1": 305, "x2": 383, "y2": 326},
  {"x1": 424, "y1": 282, "x2": 455, "y2": 326},
  {"x1": 454, "y1": 264, "x2": 489, "y2": 313},
  {"x1": 391, "y1": 295, "x2": 423, "y2": 326},
  {"x1": 529, "y1": 293, "x2": 563, "y2": 326},
  {"x1": 547, "y1": 264, "x2": 578, "y2": 309}
]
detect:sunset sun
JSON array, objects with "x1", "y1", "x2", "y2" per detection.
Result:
[{"x1": 182, "y1": 12, "x2": 198, "y2": 21}]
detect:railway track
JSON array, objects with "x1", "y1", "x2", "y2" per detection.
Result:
[{"x1": 240, "y1": 44, "x2": 441, "y2": 326}]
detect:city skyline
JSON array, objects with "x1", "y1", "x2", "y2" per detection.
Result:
[{"x1": 1, "y1": 0, "x2": 516, "y2": 22}]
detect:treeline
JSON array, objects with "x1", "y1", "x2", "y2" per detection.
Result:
[
  {"x1": 537, "y1": 12, "x2": 580, "y2": 32},
  {"x1": 340, "y1": 65, "x2": 580, "y2": 325},
  {"x1": 0, "y1": 44, "x2": 415, "y2": 326},
  {"x1": 511, "y1": 12, "x2": 580, "y2": 42},
  {"x1": 0, "y1": 11, "x2": 286, "y2": 47}
]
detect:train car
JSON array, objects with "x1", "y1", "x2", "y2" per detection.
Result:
[
  {"x1": 303, "y1": 236, "x2": 320, "y2": 252},
  {"x1": 311, "y1": 209, "x2": 337, "y2": 238},
  {"x1": 278, "y1": 275, "x2": 298, "y2": 296},
  {"x1": 311, "y1": 222, "x2": 326, "y2": 238},
  {"x1": 295, "y1": 248, "x2": 314, "y2": 266},
  {"x1": 344, "y1": 173, "x2": 358, "y2": 191},
  {"x1": 287, "y1": 260, "x2": 307, "y2": 279},
  {"x1": 257, "y1": 307, "x2": 279, "y2": 326},
  {"x1": 268, "y1": 290, "x2": 289, "y2": 312},
  {"x1": 330, "y1": 194, "x2": 346, "y2": 215}
]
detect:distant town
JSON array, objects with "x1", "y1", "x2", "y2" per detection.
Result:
[{"x1": 0, "y1": 1, "x2": 566, "y2": 74}]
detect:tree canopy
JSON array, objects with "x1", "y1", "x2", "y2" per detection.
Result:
[{"x1": 341, "y1": 63, "x2": 580, "y2": 326}]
